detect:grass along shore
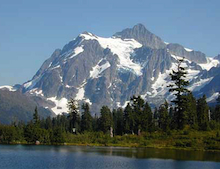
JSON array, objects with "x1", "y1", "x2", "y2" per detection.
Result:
[{"x1": 2, "y1": 129, "x2": 220, "y2": 152}]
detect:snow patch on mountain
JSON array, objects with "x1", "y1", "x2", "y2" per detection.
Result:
[
  {"x1": 199, "y1": 57, "x2": 219, "y2": 71},
  {"x1": 171, "y1": 54, "x2": 192, "y2": 63},
  {"x1": 50, "y1": 65, "x2": 61, "y2": 70},
  {"x1": 75, "y1": 87, "x2": 85, "y2": 101},
  {"x1": 90, "y1": 59, "x2": 111, "y2": 79},
  {"x1": 0, "y1": 85, "x2": 17, "y2": 92},
  {"x1": 23, "y1": 76, "x2": 42, "y2": 90},
  {"x1": 80, "y1": 33, "x2": 143, "y2": 76},
  {"x1": 74, "y1": 80, "x2": 92, "y2": 105},
  {"x1": 184, "y1": 47, "x2": 193, "y2": 52},
  {"x1": 65, "y1": 85, "x2": 73, "y2": 88},
  {"x1": 68, "y1": 45, "x2": 84, "y2": 59},
  {"x1": 207, "y1": 92, "x2": 219, "y2": 102},
  {"x1": 75, "y1": 80, "x2": 87, "y2": 100},
  {"x1": 141, "y1": 92, "x2": 153, "y2": 99},
  {"x1": 188, "y1": 77, "x2": 213, "y2": 91},
  {"x1": 150, "y1": 60, "x2": 201, "y2": 98},
  {"x1": 151, "y1": 63, "x2": 176, "y2": 97},
  {"x1": 29, "y1": 88, "x2": 44, "y2": 97},
  {"x1": 186, "y1": 69, "x2": 200, "y2": 81},
  {"x1": 47, "y1": 97, "x2": 68, "y2": 115}
]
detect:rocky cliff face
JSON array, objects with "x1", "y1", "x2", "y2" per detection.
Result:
[{"x1": 4, "y1": 24, "x2": 219, "y2": 115}]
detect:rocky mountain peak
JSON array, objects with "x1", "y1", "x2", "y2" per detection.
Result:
[
  {"x1": 132, "y1": 23, "x2": 148, "y2": 32},
  {"x1": 113, "y1": 23, "x2": 166, "y2": 49}
]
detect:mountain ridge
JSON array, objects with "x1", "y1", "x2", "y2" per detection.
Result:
[{"x1": 1, "y1": 24, "x2": 220, "y2": 118}]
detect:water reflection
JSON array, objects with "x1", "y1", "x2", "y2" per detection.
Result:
[
  {"x1": 75, "y1": 146, "x2": 220, "y2": 162},
  {"x1": 0, "y1": 145, "x2": 220, "y2": 169},
  {"x1": 1, "y1": 145, "x2": 220, "y2": 162}
]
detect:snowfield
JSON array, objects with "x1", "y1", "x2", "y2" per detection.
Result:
[
  {"x1": 47, "y1": 97, "x2": 69, "y2": 115},
  {"x1": 80, "y1": 33, "x2": 143, "y2": 76},
  {"x1": 90, "y1": 59, "x2": 111, "y2": 79},
  {"x1": 199, "y1": 57, "x2": 219, "y2": 71}
]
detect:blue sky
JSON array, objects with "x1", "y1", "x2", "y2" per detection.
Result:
[{"x1": 0, "y1": 0, "x2": 220, "y2": 86}]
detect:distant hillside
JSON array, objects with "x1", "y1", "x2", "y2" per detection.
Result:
[{"x1": 0, "y1": 90, "x2": 53, "y2": 124}]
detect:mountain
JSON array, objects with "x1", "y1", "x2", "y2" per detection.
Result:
[{"x1": 1, "y1": 24, "x2": 220, "y2": 117}]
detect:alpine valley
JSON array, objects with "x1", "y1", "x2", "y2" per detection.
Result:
[{"x1": 1, "y1": 24, "x2": 220, "y2": 124}]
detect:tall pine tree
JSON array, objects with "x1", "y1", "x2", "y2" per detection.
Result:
[
  {"x1": 197, "y1": 95, "x2": 210, "y2": 130},
  {"x1": 67, "y1": 98, "x2": 80, "y2": 133},
  {"x1": 168, "y1": 57, "x2": 189, "y2": 129},
  {"x1": 81, "y1": 103, "x2": 93, "y2": 132},
  {"x1": 123, "y1": 103, "x2": 135, "y2": 134},
  {"x1": 130, "y1": 96, "x2": 145, "y2": 134},
  {"x1": 158, "y1": 101, "x2": 170, "y2": 131},
  {"x1": 98, "y1": 106, "x2": 113, "y2": 134}
]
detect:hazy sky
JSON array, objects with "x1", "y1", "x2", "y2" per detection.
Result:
[{"x1": 0, "y1": 0, "x2": 219, "y2": 86}]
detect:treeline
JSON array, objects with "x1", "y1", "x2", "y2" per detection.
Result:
[{"x1": 0, "y1": 93, "x2": 220, "y2": 145}]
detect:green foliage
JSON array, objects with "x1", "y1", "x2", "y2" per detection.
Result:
[
  {"x1": 197, "y1": 95, "x2": 210, "y2": 131},
  {"x1": 123, "y1": 103, "x2": 135, "y2": 134},
  {"x1": 1, "y1": 89, "x2": 220, "y2": 151},
  {"x1": 24, "y1": 122, "x2": 50, "y2": 144},
  {"x1": 181, "y1": 92, "x2": 198, "y2": 128},
  {"x1": 81, "y1": 103, "x2": 93, "y2": 132},
  {"x1": 158, "y1": 101, "x2": 170, "y2": 132},
  {"x1": 98, "y1": 106, "x2": 113, "y2": 133},
  {"x1": 51, "y1": 127, "x2": 65, "y2": 143},
  {"x1": 213, "y1": 105, "x2": 220, "y2": 122},
  {"x1": 0, "y1": 125, "x2": 22, "y2": 143},
  {"x1": 67, "y1": 98, "x2": 80, "y2": 133},
  {"x1": 113, "y1": 108, "x2": 123, "y2": 135},
  {"x1": 168, "y1": 57, "x2": 190, "y2": 129}
]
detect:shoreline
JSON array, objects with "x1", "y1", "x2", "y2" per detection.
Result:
[{"x1": 2, "y1": 142, "x2": 220, "y2": 153}]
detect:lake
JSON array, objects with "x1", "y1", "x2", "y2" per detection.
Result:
[{"x1": 0, "y1": 145, "x2": 220, "y2": 169}]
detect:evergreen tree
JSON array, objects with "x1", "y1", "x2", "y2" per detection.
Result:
[
  {"x1": 33, "y1": 107, "x2": 40, "y2": 127},
  {"x1": 45, "y1": 117, "x2": 53, "y2": 130},
  {"x1": 169, "y1": 106, "x2": 176, "y2": 129},
  {"x1": 92, "y1": 113, "x2": 99, "y2": 132},
  {"x1": 141, "y1": 102, "x2": 153, "y2": 132},
  {"x1": 130, "y1": 96, "x2": 145, "y2": 134},
  {"x1": 158, "y1": 101, "x2": 170, "y2": 131},
  {"x1": 98, "y1": 106, "x2": 113, "y2": 133},
  {"x1": 184, "y1": 92, "x2": 197, "y2": 128},
  {"x1": 214, "y1": 93, "x2": 220, "y2": 122},
  {"x1": 197, "y1": 95, "x2": 210, "y2": 130},
  {"x1": 113, "y1": 108, "x2": 123, "y2": 135},
  {"x1": 153, "y1": 107, "x2": 159, "y2": 129},
  {"x1": 67, "y1": 98, "x2": 80, "y2": 133},
  {"x1": 168, "y1": 57, "x2": 189, "y2": 129},
  {"x1": 51, "y1": 127, "x2": 65, "y2": 143},
  {"x1": 123, "y1": 103, "x2": 135, "y2": 134},
  {"x1": 81, "y1": 103, "x2": 93, "y2": 132}
]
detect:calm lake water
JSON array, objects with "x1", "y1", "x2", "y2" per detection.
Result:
[{"x1": 0, "y1": 145, "x2": 220, "y2": 169}]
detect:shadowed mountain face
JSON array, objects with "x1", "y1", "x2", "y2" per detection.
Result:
[
  {"x1": 0, "y1": 90, "x2": 53, "y2": 124},
  {"x1": 1, "y1": 24, "x2": 220, "y2": 117}
]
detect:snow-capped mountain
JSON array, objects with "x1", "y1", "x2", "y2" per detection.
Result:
[{"x1": 2, "y1": 24, "x2": 220, "y2": 115}]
